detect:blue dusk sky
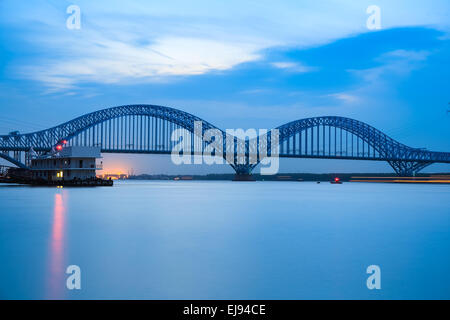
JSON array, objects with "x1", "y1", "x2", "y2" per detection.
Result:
[{"x1": 0, "y1": 0, "x2": 449, "y2": 174}]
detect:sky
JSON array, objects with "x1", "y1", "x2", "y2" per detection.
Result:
[{"x1": 0, "y1": 0, "x2": 449, "y2": 174}]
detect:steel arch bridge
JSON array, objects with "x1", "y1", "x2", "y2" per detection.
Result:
[{"x1": 1, "y1": 104, "x2": 449, "y2": 176}]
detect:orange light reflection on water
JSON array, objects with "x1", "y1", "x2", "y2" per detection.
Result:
[{"x1": 46, "y1": 190, "x2": 67, "y2": 299}]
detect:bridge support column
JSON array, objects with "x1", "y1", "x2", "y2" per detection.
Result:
[
  {"x1": 25, "y1": 151, "x2": 33, "y2": 167},
  {"x1": 388, "y1": 161, "x2": 433, "y2": 177},
  {"x1": 13, "y1": 151, "x2": 21, "y2": 163}
]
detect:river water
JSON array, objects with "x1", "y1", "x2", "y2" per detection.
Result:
[{"x1": 0, "y1": 180, "x2": 449, "y2": 299}]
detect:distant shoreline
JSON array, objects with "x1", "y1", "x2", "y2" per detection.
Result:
[{"x1": 127, "y1": 173, "x2": 450, "y2": 182}]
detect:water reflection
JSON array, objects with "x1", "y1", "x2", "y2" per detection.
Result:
[
  {"x1": 0, "y1": 181, "x2": 447, "y2": 299},
  {"x1": 46, "y1": 189, "x2": 67, "y2": 299}
]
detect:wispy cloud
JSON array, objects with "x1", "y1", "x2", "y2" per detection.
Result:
[
  {"x1": 240, "y1": 88, "x2": 271, "y2": 95},
  {"x1": 349, "y1": 49, "x2": 431, "y2": 83},
  {"x1": 21, "y1": 36, "x2": 265, "y2": 90},
  {"x1": 271, "y1": 62, "x2": 316, "y2": 73},
  {"x1": 327, "y1": 93, "x2": 360, "y2": 104}
]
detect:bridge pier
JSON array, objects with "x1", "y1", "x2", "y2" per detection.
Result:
[
  {"x1": 233, "y1": 173, "x2": 255, "y2": 181},
  {"x1": 232, "y1": 164, "x2": 255, "y2": 181}
]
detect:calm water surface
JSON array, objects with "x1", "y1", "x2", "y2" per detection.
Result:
[{"x1": 0, "y1": 180, "x2": 449, "y2": 299}]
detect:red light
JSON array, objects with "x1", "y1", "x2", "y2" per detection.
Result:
[
  {"x1": 62, "y1": 140, "x2": 67, "y2": 144},
  {"x1": 335, "y1": 177, "x2": 340, "y2": 182},
  {"x1": 56, "y1": 145, "x2": 62, "y2": 151}
]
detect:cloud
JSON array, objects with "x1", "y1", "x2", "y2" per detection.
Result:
[
  {"x1": 349, "y1": 49, "x2": 431, "y2": 83},
  {"x1": 383, "y1": 49, "x2": 430, "y2": 61},
  {"x1": 271, "y1": 62, "x2": 316, "y2": 73},
  {"x1": 240, "y1": 89, "x2": 270, "y2": 95},
  {"x1": 21, "y1": 36, "x2": 265, "y2": 90},
  {"x1": 327, "y1": 93, "x2": 360, "y2": 104},
  {"x1": 1, "y1": 0, "x2": 449, "y2": 91}
]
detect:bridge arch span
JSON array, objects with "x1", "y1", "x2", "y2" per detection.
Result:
[
  {"x1": 0, "y1": 104, "x2": 229, "y2": 168},
  {"x1": 32, "y1": 104, "x2": 222, "y2": 151},
  {"x1": 250, "y1": 116, "x2": 449, "y2": 176},
  {"x1": 274, "y1": 116, "x2": 408, "y2": 158},
  {"x1": 1, "y1": 106, "x2": 449, "y2": 176}
]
